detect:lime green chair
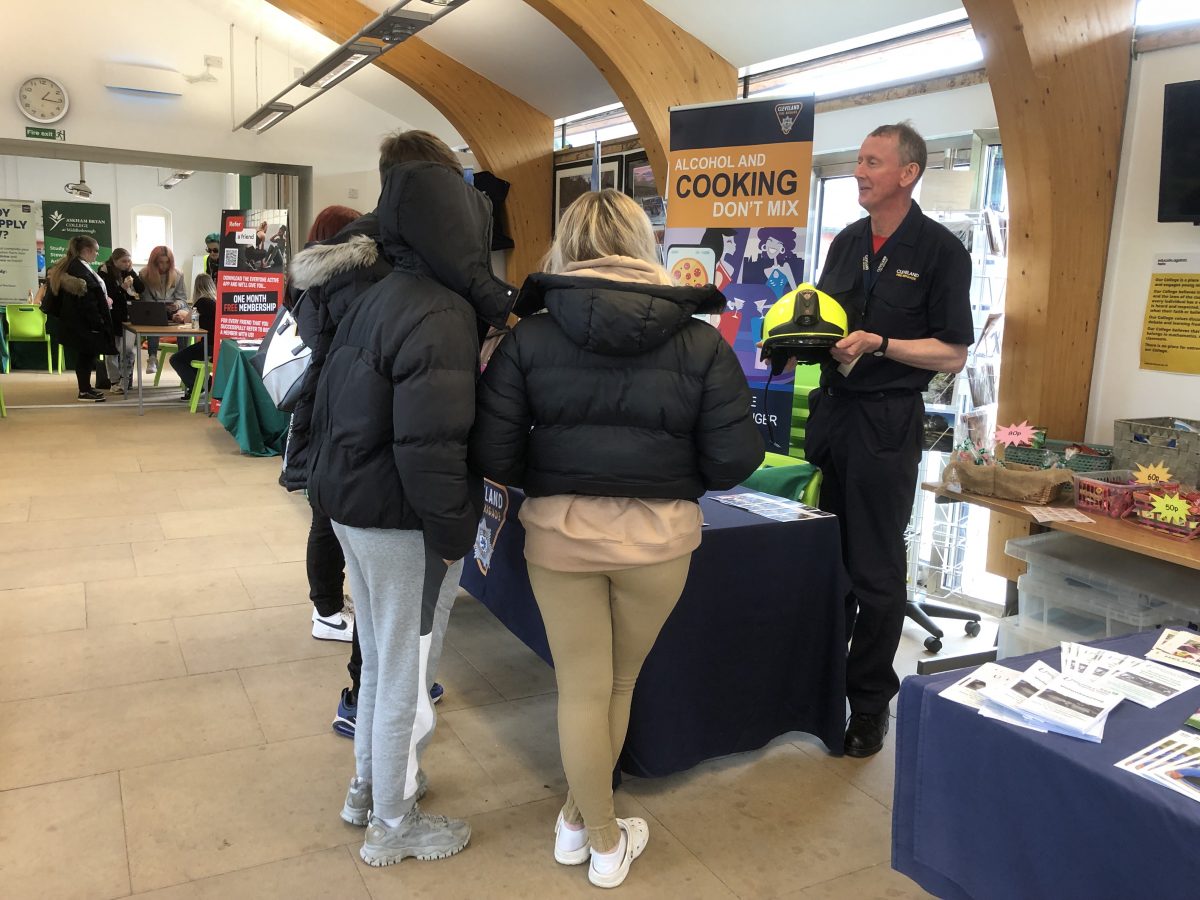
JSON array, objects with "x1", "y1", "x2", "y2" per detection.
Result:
[
  {"x1": 152, "y1": 341, "x2": 180, "y2": 386},
  {"x1": 0, "y1": 378, "x2": 7, "y2": 417},
  {"x1": 187, "y1": 360, "x2": 210, "y2": 413},
  {"x1": 742, "y1": 452, "x2": 822, "y2": 507},
  {"x1": 4, "y1": 306, "x2": 62, "y2": 374}
]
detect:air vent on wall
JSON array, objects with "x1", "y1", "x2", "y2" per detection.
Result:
[{"x1": 104, "y1": 64, "x2": 185, "y2": 97}]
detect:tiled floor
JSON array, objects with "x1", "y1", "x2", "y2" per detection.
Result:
[{"x1": 0, "y1": 383, "x2": 993, "y2": 898}]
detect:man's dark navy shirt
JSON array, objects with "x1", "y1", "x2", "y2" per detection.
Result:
[{"x1": 815, "y1": 200, "x2": 975, "y2": 393}]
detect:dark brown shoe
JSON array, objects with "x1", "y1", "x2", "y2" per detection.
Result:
[{"x1": 843, "y1": 711, "x2": 889, "y2": 758}]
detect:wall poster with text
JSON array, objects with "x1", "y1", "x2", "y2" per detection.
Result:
[
  {"x1": 211, "y1": 208, "x2": 289, "y2": 408},
  {"x1": 0, "y1": 200, "x2": 38, "y2": 303},
  {"x1": 663, "y1": 96, "x2": 815, "y2": 452},
  {"x1": 41, "y1": 200, "x2": 112, "y2": 271}
]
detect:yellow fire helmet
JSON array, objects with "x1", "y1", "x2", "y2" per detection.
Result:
[{"x1": 759, "y1": 283, "x2": 848, "y2": 374}]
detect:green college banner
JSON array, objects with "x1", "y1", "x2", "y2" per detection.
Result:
[
  {"x1": 42, "y1": 200, "x2": 112, "y2": 270},
  {"x1": 0, "y1": 199, "x2": 38, "y2": 302}
]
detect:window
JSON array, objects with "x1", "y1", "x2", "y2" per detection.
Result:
[
  {"x1": 1136, "y1": 0, "x2": 1200, "y2": 27},
  {"x1": 131, "y1": 204, "x2": 172, "y2": 265}
]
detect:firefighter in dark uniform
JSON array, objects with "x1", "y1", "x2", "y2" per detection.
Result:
[{"x1": 805, "y1": 123, "x2": 975, "y2": 758}]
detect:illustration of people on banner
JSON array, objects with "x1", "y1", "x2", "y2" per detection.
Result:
[{"x1": 663, "y1": 96, "x2": 815, "y2": 450}]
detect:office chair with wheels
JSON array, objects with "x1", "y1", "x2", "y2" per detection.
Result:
[{"x1": 906, "y1": 598, "x2": 981, "y2": 654}]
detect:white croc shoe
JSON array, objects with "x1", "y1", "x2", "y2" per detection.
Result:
[
  {"x1": 588, "y1": 817, "x2": 649, "y2": 889},
  {"x1": 554, "y1": 811, "x2": 590, "y2": 865}
]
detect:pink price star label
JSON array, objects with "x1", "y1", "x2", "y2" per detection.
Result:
[{"x1": 994, "y1": 420, "x2": 1035, "y2": 448}]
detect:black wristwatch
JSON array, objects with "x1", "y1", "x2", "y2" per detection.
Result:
[{"x1": 873, "y1": 335, "x2": 889, "y2": 358}]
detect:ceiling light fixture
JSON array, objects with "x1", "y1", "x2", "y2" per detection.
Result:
[
  {"x1": 301, "y1": 43, "x2": 382, "y2": 90},
  {"x1": 234, "y1": 1, "x2": 469, "y2": 135},
  {"x1": 239, "y1": 102, "x2": 294, "y2": 133}
]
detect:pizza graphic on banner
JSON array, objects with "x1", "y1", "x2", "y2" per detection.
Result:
[{"x1": 671, "y1": 257, "x2": 707, "y2": 287}]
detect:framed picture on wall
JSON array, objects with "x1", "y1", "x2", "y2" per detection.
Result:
[
  {"x1": 553, "y1": 156, "x2": 622, "y2": 231},
  {"x1": 622, "y1": 151, "x2": 665, "y2": 226},
  {"x1": 622, "y1": 150, "x2": 666, "y2": 259}
]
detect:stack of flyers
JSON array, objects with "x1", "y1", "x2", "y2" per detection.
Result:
[
  {"x1": 1061, "y1": 641, "x2": 1200, "y2": 709},
  {"x1": 1115, "y1": 730, "x2": 1200, "y2": 803},
  {"x1": 710, "y1": 491, "x2": 833, "y2": 522},
  {"x1": 938, "y1": 663, "x2": 1024, "y2": 710},
  {"x1": 979, "y1": 660, "x2": 1124, "y2": 741},
  {"x1": 1146, "y1": 629, "x2": 1200, "y2": 675},
  {"x1": 977, "y1": 661, "x2": 1057, "y2": 733}
]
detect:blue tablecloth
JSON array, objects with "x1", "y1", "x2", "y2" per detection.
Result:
[
  {"x1": 893, "y1": 630, "x2": 1200, "y2": 900},
  {"x1": 459, "y1": 485, "x2": 850, "y2": 778}
]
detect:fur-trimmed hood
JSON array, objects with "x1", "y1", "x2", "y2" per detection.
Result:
[
  {"x1": 290, "y1": 233, "x2": 380, "y2": 291},
  {"x1": 60, "y1": 274, "x2": 88, "y2": 296}
]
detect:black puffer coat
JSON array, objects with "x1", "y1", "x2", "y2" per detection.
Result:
[
  {"x1": 54, "y1": 259, "x2": 113, "y2": 355},
  {"x1": 306, "y1": 161, "x2": 516, "y2": 559},
  {"x1": 98, "y1": 261, "x2": 144, "y2": 334},
  {"x1": 280, "y1": 216, "x2": 390, "y2": 491},
  {"x1": 469, "y1": 273, "x2": 764, "y2": 499}
]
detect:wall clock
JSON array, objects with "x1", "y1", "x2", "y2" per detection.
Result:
[{"x1": 17, "y1": 76, "x2": 69, "y2": 124}]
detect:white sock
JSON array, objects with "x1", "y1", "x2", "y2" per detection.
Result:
[
  {"x1": 557, "y1": 817, "x2": 587, "y2": 851},
  {"x1": 591, "y1": 833, "x2": 626, "y2": 874},
  {"x1": 379, "y1": 813, "x2": 405, "y2": 828}
]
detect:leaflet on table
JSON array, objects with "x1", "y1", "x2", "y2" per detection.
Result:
[
  {"x1": 711, "y1": 491, "x2": 833, "y2": 522},
  {"x1": 1061, "y1": 642, "x2": 1129, "y2": 680},
  {"x1": 978, "y1": 660, "x2": 1058, "y2": 731},
  {"x1": 1061, "y1": 641, "x2": 1200, "y2": 709},
  {"x1": 1145, "y1": 629, "x2": 1200, "y2": 675},
  {"x1": 1115, "y1": 730, "x2": 1200, "y2": 803},
  {"x1": 1103, "y1": 659, "x2": 1200, "y2": 709},
  {"x1": 980, "y1": 661, "x2": 1123, "y2": 741},
  {"x1": 939, "y1": 663, "x2": 1024, "y2": 710},
  {"x1": 1018, "y1": 675, "x2": 1124, "y2": 742},
  {"x1": 1188, "y1": 708, "x2": 1200, "y2": 732}
]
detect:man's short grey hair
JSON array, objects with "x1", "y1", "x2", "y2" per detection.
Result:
[{"x1": 869, "y1": 122, "x2": 928, "y2": 180}]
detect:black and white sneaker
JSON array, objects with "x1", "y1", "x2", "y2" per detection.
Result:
[
  {"x1": 77, "y1": 390, "x2": 107, "y2": 402},
  {"x1": 312, "y1": 609, "x2": 354, "y2": 642}
]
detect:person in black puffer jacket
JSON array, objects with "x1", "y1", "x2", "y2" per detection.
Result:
[
  {"x1": 44, "y1": 234, "x2": 114, "y2": 402},
  {"x1": 284, "y1": 205, "x2": 386, "y2": 727},
  {"x1": 306, "y1": 132, "x2": 515, "y2": 867},
  {"x1": 98, "y1": 247, "x2": 144, "y2": 393},
  {"x1": 468, "y1": 189, "x2": 762, "y2": 888}
]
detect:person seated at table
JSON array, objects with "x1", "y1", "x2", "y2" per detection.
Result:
[
  {"x1": 305, "y1": 130, "x2": 516, "y2": 868},
  {"x1": 468, "y1": 189, "x2": 763, "y2": 889},
  {"x1": 139, "y1": 245, "x2": 189, "y2": 374},
  {"x1": 168, "y1": 273, "x2": 216, "y2": 399},
  {"x1": 98, "y1": 248, "x2": 144, "y2": 394}
]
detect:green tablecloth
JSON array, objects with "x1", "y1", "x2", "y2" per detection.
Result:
[{"x1": 212, "y1": 339, "x2": 290, "y2": 457}]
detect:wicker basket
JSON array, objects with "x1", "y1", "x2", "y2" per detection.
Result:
[
  {"x1": 1073, "y1": 470, "x2": 1181, "y2": 518},
  {"x1": 943, "y1": 461, "x2": 1073, "y2": 505},
  {"x1": 1005, "y1": 440, "x2": 1114, "y2": 473},
  {"x1": 1121, "y1": 485, "x2": 1200, "y2": 541}
]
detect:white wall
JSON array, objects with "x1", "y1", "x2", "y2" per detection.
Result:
[
  {"x1": 0, "y1": 155, "x2": 227, "y2": 288},
  {"x1": 813, "y1": 82, "x2": 997, "y2": 155},
  {"x1": 1086, "y1": 43, "x2": 1200, "y2": 443},
  {"x1": 0, "y1": 0, "x2": 455, "y2": 178}
]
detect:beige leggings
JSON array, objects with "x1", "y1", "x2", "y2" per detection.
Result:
[{"x1": 527, "y1": 555, "x2": 691, "y2": 852}]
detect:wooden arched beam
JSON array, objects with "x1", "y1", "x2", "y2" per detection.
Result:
[
  {"x1": 523, "y1": 0, "x2": 738, "y2": 193},
  {"x1": 963, "y1": 0, "x2": 1136, "y2": 437},
  {"x1": 266, "y1": 0, "x2": 552, "y2": 283},
  {"x1": 961, "y1": 0, "x2": 1137, "y2": 576}
]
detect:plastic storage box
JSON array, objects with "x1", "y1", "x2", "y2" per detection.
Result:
[{"x1": 999, "y1": 532, "x2": 1200, "y2": 658}]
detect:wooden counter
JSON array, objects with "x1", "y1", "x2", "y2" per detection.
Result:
[{"x1": 921, "y1": 482, "x2": 1200, "y2": 571}]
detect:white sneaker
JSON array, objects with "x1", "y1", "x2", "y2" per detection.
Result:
[
  {"x1": 554, "y1": 811, "x2": 590, "y2": 865},
  {"x1": 588, "y1": 818, "x2": 648, "y2": 889},
  {"x1": 312, "y1": 609, "x2": 354, "y2": 642},
  {"x1": 146, "y1": 357, "x2": 156, "y2": 374}
]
